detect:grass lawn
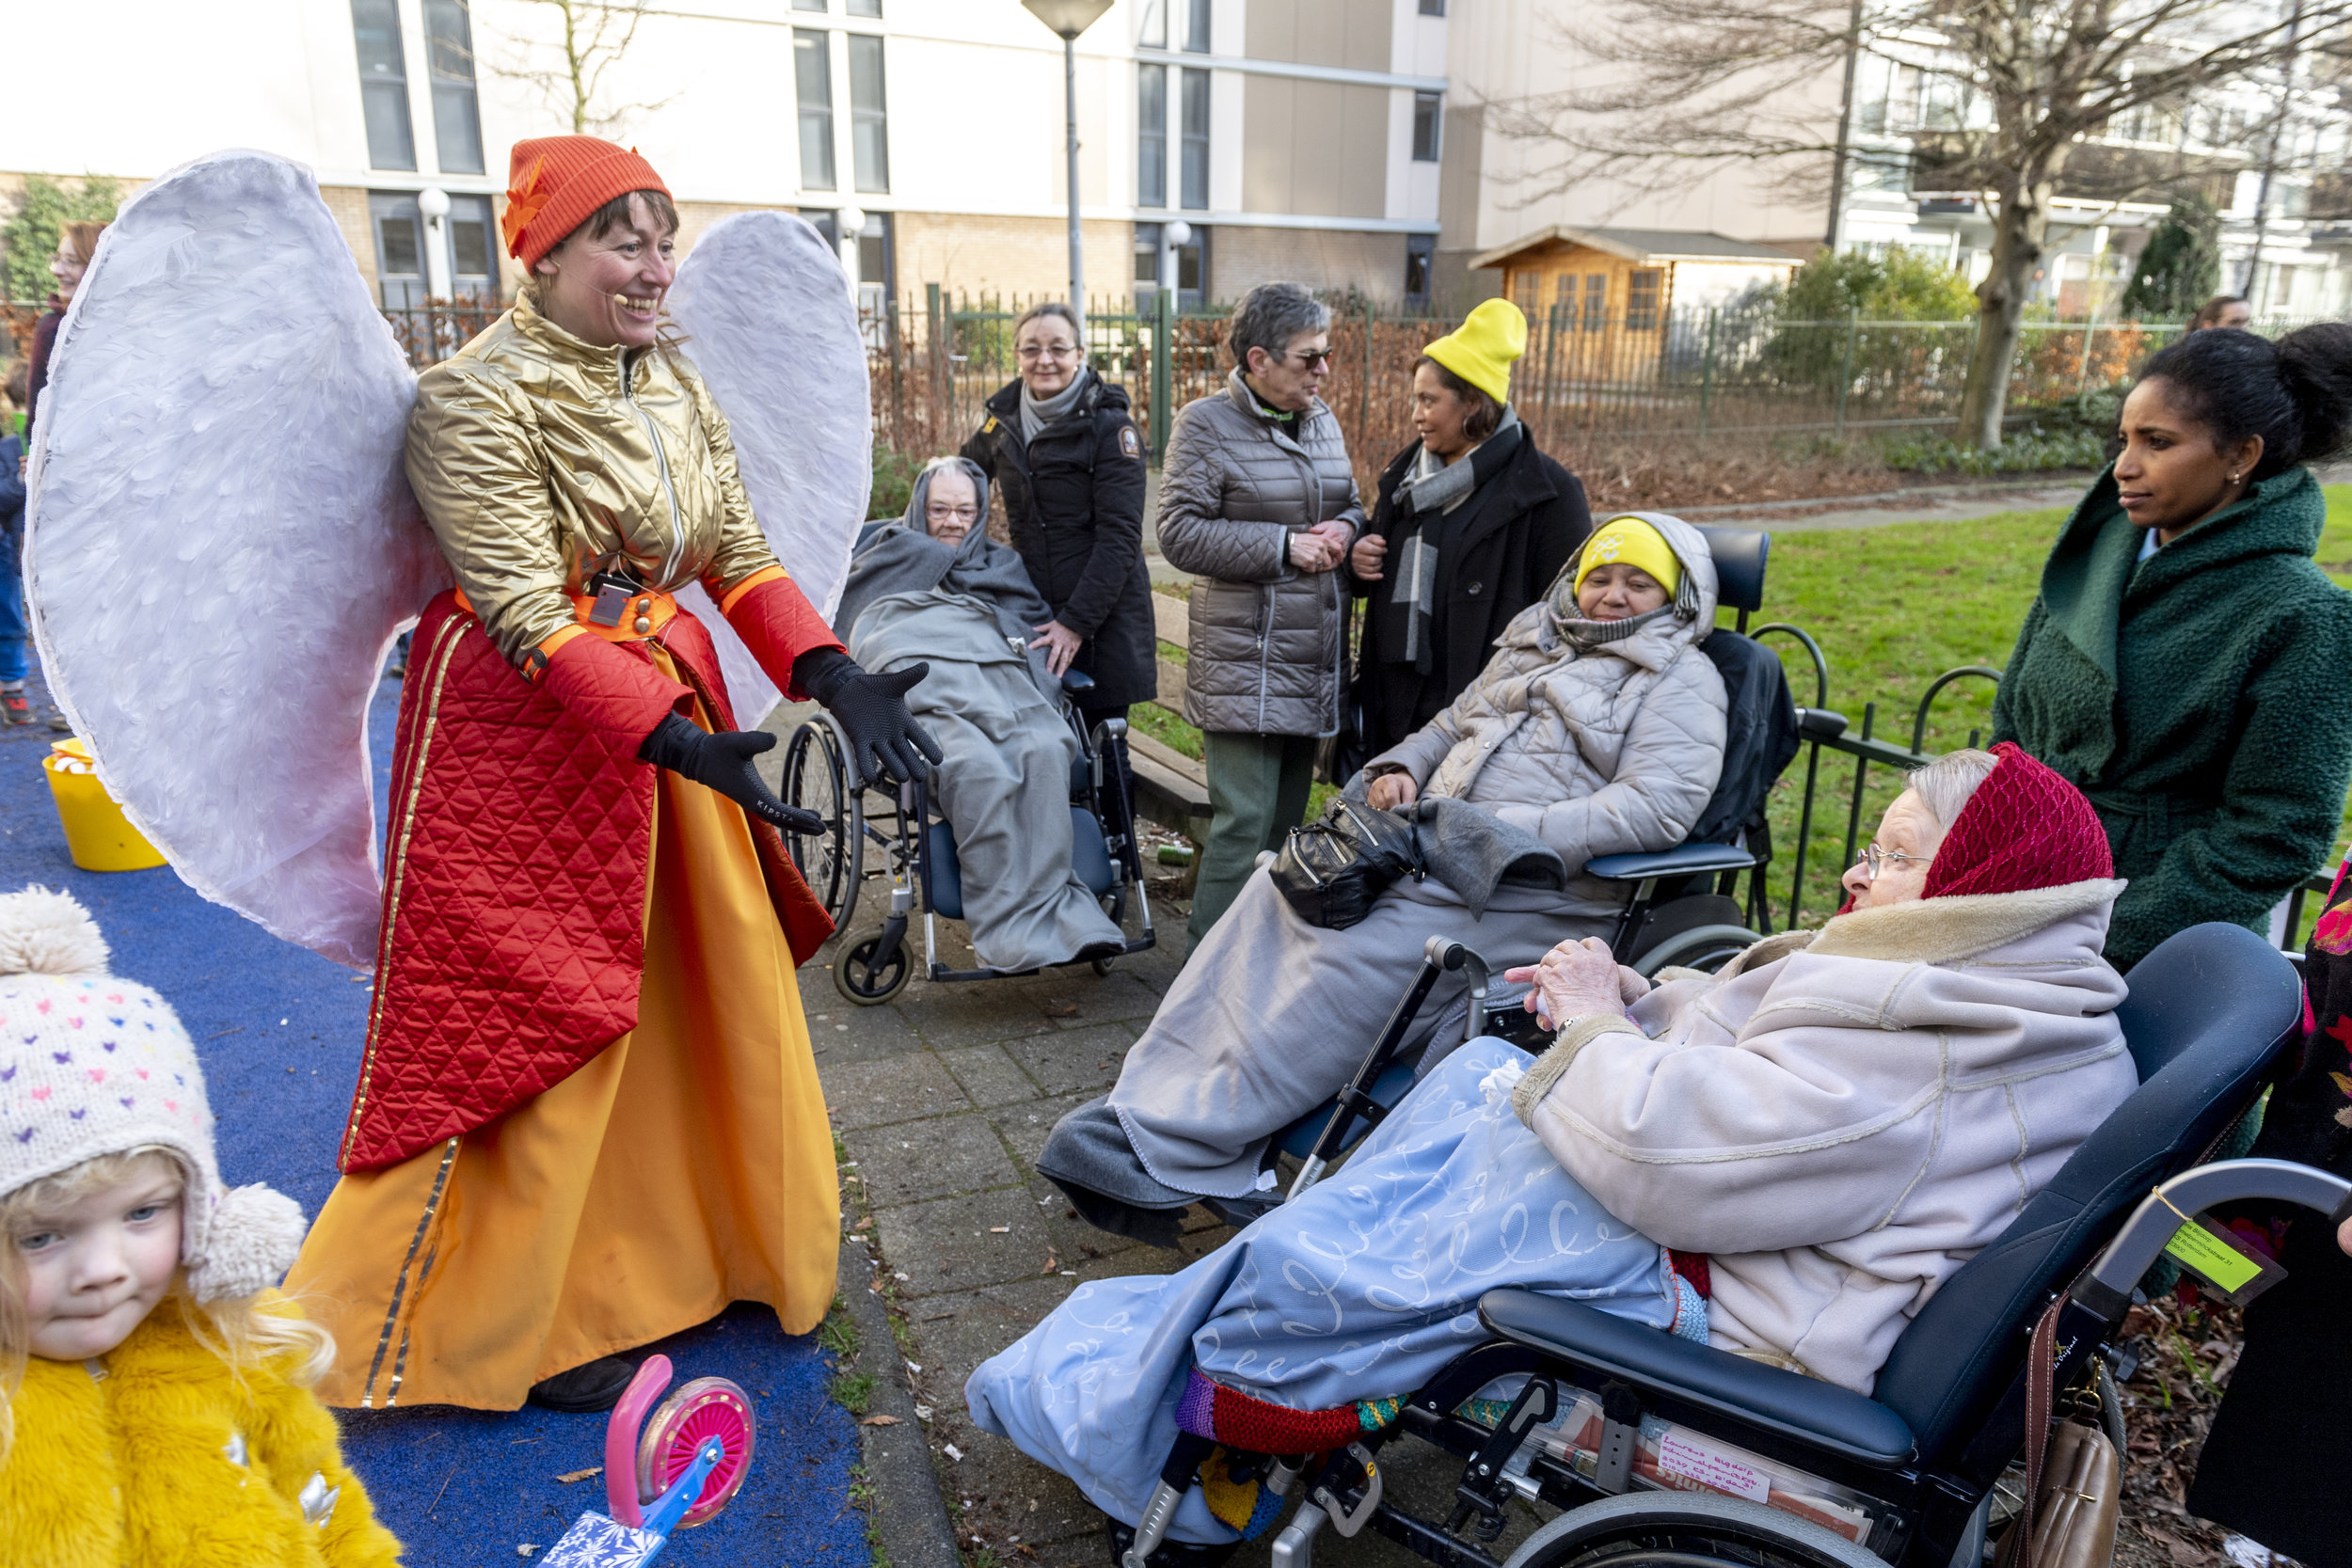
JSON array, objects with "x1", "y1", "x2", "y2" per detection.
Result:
[{"x1": 1143, "y1": 484, "x2": 2352, "y2": 930}]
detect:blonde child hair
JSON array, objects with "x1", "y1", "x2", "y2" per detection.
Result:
[{"x1": 0, "y1": 1148, "x2": 333, "y2": 1460}]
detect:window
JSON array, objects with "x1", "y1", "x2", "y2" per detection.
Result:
[
  {"x1": 1581, "y1": 274, "x2": 1606, "y2": 330},
  {"x1": 795, "y1": 30, "x2": 836, "y2": 190},
  {"x1": 848, "y1": 0, "x2": 882, "y2": 12},
  {"x1": 1627, "y1": 268, "x2": 1662, "y2": 330},
  {"x1": 1179, "y1": 67, "x2": 1210, "y2": 210},
  {"x1": 1412, "y1": 91, "x2": 1442, "y2": 162},
  {"x1": 350, "y1": 0, "x2": 416, "y2": 171},
  {"x1": 369, "y1": 191, "x2": 425, "y2": 303},
  {"x1": 1554, "y1": 272, "x2": 1578, "y2": 326},
  {"x1": 849, "y1": 33, "x2": 889, "y2": 193},
  {"x1": 1404, "y1": 234, "x2": 1435, "y2": 308},
  {"x1": 1183, "y1": 0, "x2": 1210, "y2": 52},
  {"x1": 1137, "y1": 65, "x2": 1168, "y2": 207},
  {"x1": 446, "y1": 193, "x2": 496, "y2": 295},
  {"x1": 1420, "y1": 0, "x2": 1446, "y2": 12},
  {"x1": 791, "y1": 0, "x2": 826, "y2": 8},
  {"x1": 424, "y1": 0, "x2": 485, "y2": 176},
  {"x1": 1514, "y1": 272, "x2": 1538, "y2": 314},
  {"x1": 1138, "y1": 0, "x2": 1166, "y2": 47}
]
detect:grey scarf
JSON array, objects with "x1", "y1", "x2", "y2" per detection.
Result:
[
  {"x1": 1019, "y1": 366, "x2": 1092, "y2": 442},
  {"x1": 1394, "y1": 404, "x2": 1522, "y2": 519}
]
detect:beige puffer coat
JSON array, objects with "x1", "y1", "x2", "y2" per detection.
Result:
[
  {"x1": 1154, "y1": 372, "x2": 1366, "y2": 736},
  {"x1": 1365, "y1": 514, "x2": 1727, "y2": 904},
  {"x1": 1513, "y1": 878, "x2": 2138, "y2": 1394}
]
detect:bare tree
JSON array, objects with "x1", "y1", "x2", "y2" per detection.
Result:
[
  {"x1": 488, "y1": 0, "x2": 676, "y2": 137},
  {"x1": 1490, "y1": 0, "x2": 2349, "y2": 447}
]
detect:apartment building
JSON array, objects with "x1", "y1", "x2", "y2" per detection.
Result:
[{"x1": 2, "y1": 0, "x2": 1454, "y2": 311}]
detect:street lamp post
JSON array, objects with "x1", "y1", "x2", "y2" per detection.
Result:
[{"x1": 1023, "y1": 0, "x2": 1114, "y2": 322}]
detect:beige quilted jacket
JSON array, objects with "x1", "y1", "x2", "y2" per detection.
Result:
[{"x1": 1365, "y1": 514, "x2": 1727, "y2": 904}]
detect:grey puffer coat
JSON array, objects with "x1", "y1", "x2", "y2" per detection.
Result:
[
  {"x1": 1154, "y1": 372, "x2": 1366, "y2": 736},
  {"x1": 1366, "y1": 513, "x2": 1729, "y2": 907}
]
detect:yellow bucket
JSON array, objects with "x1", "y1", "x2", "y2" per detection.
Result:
[{"x1": 42, "y1": 738, "x2": 167, "y2": 873}]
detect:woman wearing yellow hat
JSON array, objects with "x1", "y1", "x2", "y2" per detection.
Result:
[{"x1": 1343, "y1": 297, "x2": 1592, "y2": 767}]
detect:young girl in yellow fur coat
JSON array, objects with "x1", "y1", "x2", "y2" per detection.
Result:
[{"x1": 0, "y1": 886, "x2": 403, "y2": 1567}]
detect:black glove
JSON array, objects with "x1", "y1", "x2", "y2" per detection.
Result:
[
  {"x1": 638, "y1": 714, "x2": 825, "y2": 834},
  {"x1": 795, "y1": 648, "x2": 946, "y2": 788}
]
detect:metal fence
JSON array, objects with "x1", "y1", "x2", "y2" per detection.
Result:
[{"x1": 853, "y1": 291, "x2": 2333, "y2": 483}]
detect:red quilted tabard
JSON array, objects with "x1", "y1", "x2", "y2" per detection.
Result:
[
  {"x1": 339, "y1": 593, "x2": 832, "y2": 1173},
  {"x1": 722, "y1": 572, "x2": 845, "y2": 700}
]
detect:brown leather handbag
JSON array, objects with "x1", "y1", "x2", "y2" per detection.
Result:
[{"x1": 1995, "y1": 1297, "x2": 2123, "y2": 1568}]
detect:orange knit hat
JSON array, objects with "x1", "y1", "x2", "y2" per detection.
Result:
[{"x1": 500, "y1": 135, "x2": 673, "y2": 271}]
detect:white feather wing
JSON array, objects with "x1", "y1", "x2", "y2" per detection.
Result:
[
  {"x1": 667, "y1": 211, "x2": 871, "y2": 722},
  {"x1": 24, "y1": 150, "x2": 447, "y2": 970}
]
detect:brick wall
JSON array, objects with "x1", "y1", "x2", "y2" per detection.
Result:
[
  {"x1": 1210, "y1": 224, "x2": 1408, "y2": 306},
  {"x1": 891, "y1": 212, "x2": 1136, "y2": 306}
]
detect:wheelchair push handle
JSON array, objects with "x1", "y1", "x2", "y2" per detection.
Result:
[{"x1": 2075, "y1": 1157, "x2": 2352, "y2": 1321}]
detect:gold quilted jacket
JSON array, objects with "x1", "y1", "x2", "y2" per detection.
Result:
[{"x1": 405, "y1": 289, "x2": 781, "y2": 665}]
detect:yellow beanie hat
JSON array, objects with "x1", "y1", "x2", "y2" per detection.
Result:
[
  {"x1": 1422, "y1": 298, "x2": 1526, "y2": 405},
  {"x1": 1574, "y1": 516, "x2": 1683, "y2": 598}
]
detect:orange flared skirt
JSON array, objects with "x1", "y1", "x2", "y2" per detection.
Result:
[{"x1": 287, "y1": 669, "x2": 838, "y2": 1410}]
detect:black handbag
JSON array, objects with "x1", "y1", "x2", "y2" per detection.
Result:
[{"x1": 1269, "y1": 800, "x2": 1424, "y2": 930}]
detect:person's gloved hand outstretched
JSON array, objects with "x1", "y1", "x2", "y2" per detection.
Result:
[
  {"x1": 639, "y1": 714, "x2": 825, "y2": 833},
  {"x1": 797, "y1": 649, "x2": 945, "y2": 787}
]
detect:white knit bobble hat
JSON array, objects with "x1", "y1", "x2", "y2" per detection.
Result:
[{"x1": 0, "y1": 886, "x2": 306, "y2": 1302}]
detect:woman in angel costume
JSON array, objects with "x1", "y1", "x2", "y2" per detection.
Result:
[{"x1": 23, "y1": 137, "x2": 936, "y2": 1412}]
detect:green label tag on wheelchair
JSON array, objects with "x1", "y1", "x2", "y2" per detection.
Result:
[{"x1": 2163, "y1": 1216, "x2": 2285, "y2": 1306}]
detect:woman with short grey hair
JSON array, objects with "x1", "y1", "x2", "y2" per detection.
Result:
[{"x1": 1155, "y1": 281, "x2": 1366, "y2": 940}]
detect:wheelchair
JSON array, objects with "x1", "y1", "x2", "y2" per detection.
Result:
[
  {"x1": 1114, "y1": 921, "x2": 2334, "y2": 1568},
  {"x1": 778, "y1": 669, "x2": 1155, "y2": 1006}
]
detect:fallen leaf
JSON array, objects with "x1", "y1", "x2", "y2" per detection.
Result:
[
  {"x1": 860, "y1": 1415, "x2": 902, "y2": 1426},
  {"x1": 1040, "y1": 1254, "x2": 1060, "y2": 1275},
  {"x1": 554, "y1": 1467, "x2": 601, "y2": 1484},
  {"x1": 1042, "y1": 1001, "x2": 1079, "y2": 1018},
  {"x1": 851, "y1": 1216, "x2": 873, "y2": 1233}
]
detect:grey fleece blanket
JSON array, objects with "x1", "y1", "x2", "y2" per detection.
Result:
[
  {"x1": 1040, "y1": 860, "x2": 1601, "y2": 1208},
  {"x1": 836, "y1": 483, "x2": 1120, "y2": 972}
]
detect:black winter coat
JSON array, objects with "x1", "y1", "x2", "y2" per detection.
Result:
[
  {"x1": 1344, "y1": 430, "x2": 1591, "y2": 762},
  {"x1": 961, "y1": 374, "x2": 1156, "y2": 708}
]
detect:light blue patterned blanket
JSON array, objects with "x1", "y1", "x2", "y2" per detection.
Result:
[{"x1": 966, "y1": 1038, "x2": 1682, "y2": 1544}]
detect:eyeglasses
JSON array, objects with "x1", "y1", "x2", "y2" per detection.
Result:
[
  {"x1": 926, "y1": 504, "x2": 981, "y2": 524},
  {"x1": 1854, "y1": 842, "x2": 1932, "y2": 881},
  {"x1": 1288, "y1": 348, "x2": 1334, "y2": 368},
  {"x1": 1017, "y1": 342, "x2": 1080, "y2": 361}
]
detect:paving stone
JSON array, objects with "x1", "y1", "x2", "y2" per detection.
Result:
[
  {"x1": 843, "y1": 1113, "x2": 1023, "y2": 1208},
  {"x1": 820, "y1": 1052, "x2": 971, "y2": 1131},
  {"x1": 1041, "y1": 969, "x2": 1164, "y2": 1025},
  {"x1": 903, "y1": 982, "x2": 1058, "y2": 1049},
  {"x1": 872, "y1": 1187, "x2": 1061, "y2": 1298},
  {"x1": 987, "y1": 1091, "x2": 1094, "y2": 1171},
  {"x1": 1004, "y1": 1022, "x2": 1138, "y2": 1097},
  {"x1": 936, "y1": 1044, "x2": 1041, "y2": 1108},
  {"x1": 802, "y1": 993, "x2": 927, "y2": 1063}
]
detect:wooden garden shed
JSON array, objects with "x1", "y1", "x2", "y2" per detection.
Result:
[{"x1": 1470, "y1": 227, "x2": 1804, "y2": 340}]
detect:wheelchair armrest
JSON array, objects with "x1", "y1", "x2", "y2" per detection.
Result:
[
  {"x1": 1477, "y1": 1290, "x2": 1917, "y2": 1469},
  {"x1": 1060, "y1": 669, "x2": 1097, "y2": 693},
  {"x1": 1584, "y1": 843, "x2": 1756, "y2": 882}
]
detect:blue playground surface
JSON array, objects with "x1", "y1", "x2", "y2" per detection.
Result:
[{"x1": 0, "y1": 657, "x2": 868, "y2": 1568}]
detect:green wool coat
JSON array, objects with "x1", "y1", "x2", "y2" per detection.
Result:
[{"x1": 1992, "y1": 466, "x2": 2352, "y2": 971}]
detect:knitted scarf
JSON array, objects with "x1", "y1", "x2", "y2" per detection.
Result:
[
  {"x1": 1019, "y1": 365, "x2": 1092, "y2": 442},
  {"x1": 1393, "y1": 406, "x2": 1522, "y2": 522}
]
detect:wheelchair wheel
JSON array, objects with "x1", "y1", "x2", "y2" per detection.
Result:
[
  {"x1": 1502, "y1": 1494, "x2": 1886, "y2": 1568},
  {"x1": 1103, "y1": 1514, "x2": 1242, "y2": 1568},
  {"x1": 834, "y1": 926, "x2": 913, "y2": 1006},
  {"x1": 783, "y1": 719, "x2": 864, "y2": 934},
  {"x1": 635, "y1": 1376, "x2": 755, "y2": 1528},
  {"x1": 1629, "y1": 923, "x2": 1764, "y2": 978}
]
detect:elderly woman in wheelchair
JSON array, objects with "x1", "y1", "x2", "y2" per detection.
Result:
[
  {"x1": 818, "y1": 456, "x2": 1128, "y2": 975},
  {"x1": 969, "y1": 744, "x2": 2150, "y2": 1560},
  {"x1": 1041, "y1": 515, "x2": 1737, "y2": 1240}
]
